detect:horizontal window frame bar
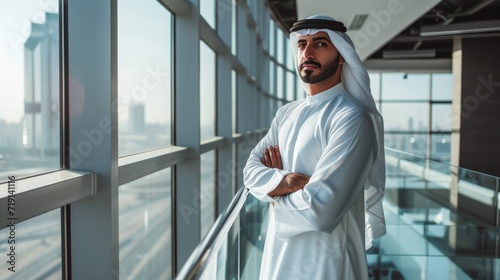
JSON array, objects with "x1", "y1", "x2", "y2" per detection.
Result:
[
  {"x1": 200, "y1": 17, "x2": 229, "y2": 55},
  {"x1": 118, "y1": 146, "x2": 191, "y2": 186},
  {"x1": 0, "y1": 170, "x2": 96, "y2": 229},
  {"x1": 158, "y1": 0, "x2": 191, "y2": 15},
  {"x1": 200, "y1": 136, "x2": 226, "y2": 154}
]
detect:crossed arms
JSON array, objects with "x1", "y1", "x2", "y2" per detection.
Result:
[{"x1": 260, "y1": 145, "x2": 310, "y2": 197}]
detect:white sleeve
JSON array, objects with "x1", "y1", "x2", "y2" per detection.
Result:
[
  {"x1": 243, "y1": 107, "x2": 291, "y2": 202},
  {"x1": 273, "y1": 110, "x2": 376, "y2": 238}
]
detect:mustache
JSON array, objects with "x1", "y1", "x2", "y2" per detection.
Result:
[{"x1": 300, "y1": 60, "x2": 321, "y2": 69}]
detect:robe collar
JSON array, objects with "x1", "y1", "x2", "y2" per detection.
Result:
[{"x1": 306, "y1": 82, "x2": 345, "y2": 105}]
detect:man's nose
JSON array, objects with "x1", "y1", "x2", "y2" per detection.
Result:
[{"x1": 302, "y1": 44, "x2": 314, "y2": 60}]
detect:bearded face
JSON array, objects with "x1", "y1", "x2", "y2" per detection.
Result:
[{"x1": 299, "y1": 52, "x2": 341, "y2": 84}]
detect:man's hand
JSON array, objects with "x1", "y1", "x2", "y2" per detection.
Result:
[
  {"x1": 268, "y1": 173, "x2": 310, "y2": 197},
  {"x1": 260, "y1": 145, "x2": 310, "y2": 197},
  {"x1": 261, "y1": 145, "x2": 282, "y2": 169}
]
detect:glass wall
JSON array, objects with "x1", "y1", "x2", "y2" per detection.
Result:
[
  {"x1": 200, "y1": 150, "x2": 216, "y2": 239},
  {"x1": 117, "y1": 0, "x2": 172, "y2": 156},
  {"x1": 200, "y1": 40, "x2": 217, "y2": 140},
  {"x1": 371, "y1": 72, "x2": 453, "y2": 162}
]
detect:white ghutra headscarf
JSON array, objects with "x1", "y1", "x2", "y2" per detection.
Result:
[{"x1": 289, "y1": 15, "x2": 386, "y2": 248}]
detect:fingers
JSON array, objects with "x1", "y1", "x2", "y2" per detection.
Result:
[
  {"x1": 268, "y1": 145, "x2": 278, "y2": 167},
  {"x1": 261, "y1": 145, "x2": 283, "y2": 169},
  {"x1": 274, "y1": 146, "x2": 283, "y2": 169},
  {"x1": 263, "y1": 148, "x2": 271, "y2": 167}
]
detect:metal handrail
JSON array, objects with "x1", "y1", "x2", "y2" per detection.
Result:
[{"x1": 176, "y1": 186, "x2": 250, "y2": 280}]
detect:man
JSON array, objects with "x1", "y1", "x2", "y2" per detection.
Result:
[{"x1": 243, "y1": 15, "x2": 386, "y2": 279}]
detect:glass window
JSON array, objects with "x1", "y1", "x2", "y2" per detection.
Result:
[
  {"x1": 277, "y1": 67, "x2": 283, "y2": 99},
  {"x1": 269, "y1": 60, "x2": 275, "y2": 95},
  {"x1": 432, "y1": 73, "x2": 453, "y2": 101},
  {"x1": 382, "y1": 103, "x2": 429, "y2": 132},
  {"x1": 0, "y1": 209, "x2": 61, "y2": 277},
  {"x1": 369, "y1": 72, "x2": 381, "y2": 101},
  {"x1": 0, "y1": 3, "x2": 60, "y2": 177},
  {"x1": 269, "y1": 19, "x2": 275, "y2": 56},
  {"x1": 384, "y1": 133, "x2": 428, "y2": 157},
  {"x1": 286, "y1": 71, "x2": 295, "y2": 101},
  {"x1": 200, "y1": 41, "x2": 217, "y2": 140},
  {"x1": 432, "y1": 104, "x2": 453, "y2": 131},
  {"x1": 231, "y1": 0, "x2": 237, "y2": 55},
  {"x1": 200, "y1": 0, "x2": 216, "y2": 29},
  {"x1": 297, "y1": 73, "x2": 304, "y2": 98},
  {"x1": 119, "y1": 168, "x2": 172, "y2": 279},
  {"x1": 286, "y1": 40, "x2": 295, "y2": 71},
  {"x1": 200, "y1": 150, "x2": 216, "y2": 239},
  {"x1": 117, "y1": 0, "x2": 172, "y2": 156},
  {"x1": 382, "y1": 73, "x2": 430, "y2": 100},
  {"x1": 277, "y1": 28, "x2": 284, "y2": 65},
  {"x1": 232, "y1": 70, "x2": 237, "y2": 133},
  {"x1": 430, "y1": 134, "x2": 451, "y2": 161}
]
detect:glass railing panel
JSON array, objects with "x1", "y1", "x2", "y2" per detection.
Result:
[
  {"x1": 178, "y1": 188, "x2": 269, "y2": 280},
  {"x1": 374, "y1": 148, "x2": 500, "y2": 279},
  {"x1": 239, "y1": 195, "x2": 268, "y2": 279},
  {"x1": 368, "y1": 255, "x2": 494, "y2": 280}
]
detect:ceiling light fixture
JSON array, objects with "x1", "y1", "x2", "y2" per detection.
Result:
[
  {"x1": 382, "y1": 49, "x2": 436, "y2": 59},
  {"x1": 420, "y1": 20, "x2": 500, "y2": 37}
]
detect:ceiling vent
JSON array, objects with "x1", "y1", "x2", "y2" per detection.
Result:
[{"x1": 348, "y1": 14, "x2": 368, "y2": 30}]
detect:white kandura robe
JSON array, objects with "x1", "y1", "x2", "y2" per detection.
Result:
[{"x1": 243, "y1": 83, "x2": 377, "y2": 280}]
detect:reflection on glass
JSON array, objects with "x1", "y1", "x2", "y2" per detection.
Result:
[
  {"x1": 200, "y1": 0, "x2": 216, "y2": 29},
  {"x1": 382, "y1": 103, "x2": 429, "y2": 132},
  {"x1": 117, "y1": 0, "x2": 172, "y2": 156},
  {"x1": 119, "y1": 168, "x2": 172, "y2": 279},
  {"x1": 0, "y1": 209, "x2": 61, "y2": 279},
  {"x1": 432, "y1": 73, "x2": 453, "y2": 100},
  {"x1": 382, "y1": 73, "x2": 430, "y2": 100},
  {"x1": 200, "y1": 151, "x2": 216, "y2": 239},
  {"x1": 200, "y1": 41, "x2": 217, "y2": 140},
  {"x1": 0, "y1": 3, "x2": 60, "y2": 178},
  {"x1": 432, "y1": 104, "x2": 453, "y2": 131}
]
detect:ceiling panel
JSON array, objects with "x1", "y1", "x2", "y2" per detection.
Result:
[{"x1": 295, "y1": 0, "x2": 442, "y2": 60}]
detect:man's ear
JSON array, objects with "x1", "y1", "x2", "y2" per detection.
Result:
[{"x1": 340, "y1": 55, "x2": 345, "y2": 64}]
